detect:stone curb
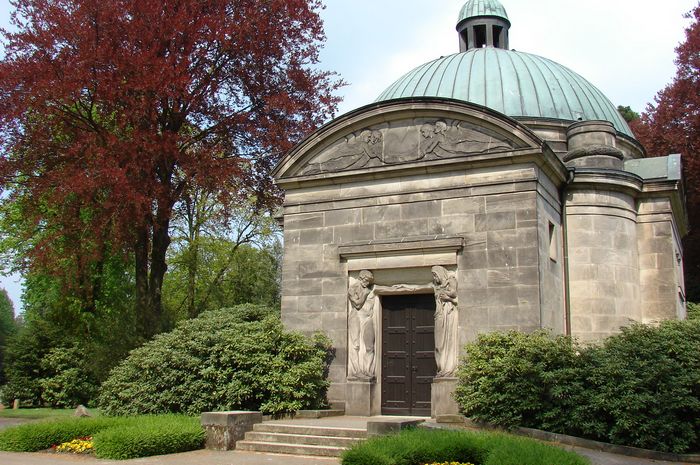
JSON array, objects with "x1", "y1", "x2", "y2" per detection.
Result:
[
  {"x1": 426, "y1": 417, "x2": 700, "y2": 463},
  {"x1": 512, "y1": 426, "x2": 700, "y2": 464}
]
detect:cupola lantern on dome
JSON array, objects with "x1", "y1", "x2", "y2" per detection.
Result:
[{"x1": 457, "y1": 0, "x2": 510, "y2": 51}]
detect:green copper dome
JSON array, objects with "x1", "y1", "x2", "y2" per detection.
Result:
[
  {"x1": 458, "y1": 0, "x2": 509, "y2": 24},
  {"x1": 376, "y1": 48, "x2": 633, "y2": 138}
]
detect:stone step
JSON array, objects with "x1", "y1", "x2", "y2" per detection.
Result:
[
  {"x1": 235, "y1": 440, "x2": 347, "y2": 457},
  {"x1": 294, "y1": 409, "x2": 346, "y2": 419},
  {"x1": 244, "y1": 431, "x2": 363, "y2": 447},
  {"x1": 252, "y1": 422, "x2": 367, "y2": 439}
]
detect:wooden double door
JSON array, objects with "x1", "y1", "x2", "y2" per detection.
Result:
[{"x1": 381, "y1": 294, "x2": 436, "y2": 416}]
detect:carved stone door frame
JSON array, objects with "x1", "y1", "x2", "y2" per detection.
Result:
[{"x1": 340, "y1": 237, "x2": 462, "y2": 417}]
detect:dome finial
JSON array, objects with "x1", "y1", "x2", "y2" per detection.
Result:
[{"x1": 457, "y1": 0, "x2": 510, "y2": 51}]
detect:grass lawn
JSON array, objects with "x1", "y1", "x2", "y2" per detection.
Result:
[{"x1": 0, "y1": 408, "x2": 78, "y2": 420}]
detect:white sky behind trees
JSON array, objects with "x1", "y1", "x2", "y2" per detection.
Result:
[{"x1": 0, "y1": 0, "x2": 696, "y2": 312}]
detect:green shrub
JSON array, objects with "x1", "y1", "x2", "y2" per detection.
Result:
[
  {"x1": 93, "y1": 415, "x2": 204, "y2": 459},
  {"x1": 341, "y1": 428, "x2": 587, "y2": 465},
  {"x1": 39, "y1": 345, "x2": 98, "y2": 408},
  {"x1": 454, "y1": 330, "x2": 584, "y2": 431},
  {"x1": 98, "y1": 304, "x2": 332, "y2": 415},
  {"x1": 688, "y1": 302, "x2": 700, "y2": 320},
  {"x1": 455, "y1": 320, "x2": 700, "y2": 453},
  {"x1": 579, "y1": 320, "x2": 700, "y2": 453},
  {"x1": 0, "y1": 417, "x2": 120, "y2": 451}
]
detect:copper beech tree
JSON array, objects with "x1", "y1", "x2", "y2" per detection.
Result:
[
  {"x1": 631, "y1": 3, "x2": 700, "y2": 300},
  {"x1": 0, "y1": 0, "x2": 341, "y2": 336}
]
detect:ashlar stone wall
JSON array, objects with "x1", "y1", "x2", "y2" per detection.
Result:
[
  {"x1": 565, "y1": 185, "x2": 641, "y2": 342},
  {"x1": 280, "y1": 160, "x2": 564, "y2": 405},
  {"x1": 637, "y1": 197, "x2": 686, "y2": 322}
]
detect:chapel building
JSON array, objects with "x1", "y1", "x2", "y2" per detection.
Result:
[{"x1": 272, "y1": 0, "x2": 688, "y2": 418}]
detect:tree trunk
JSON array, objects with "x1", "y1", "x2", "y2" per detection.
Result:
[
  {"x1": 134, "y1": 226, "x2": 152, "y2": 338},
  {"x1": 186, "y1": 239, "x2": 199, "y2": 318},
  {"x1": 148, "y1": 201, "x2": 172, "y2": 331}
]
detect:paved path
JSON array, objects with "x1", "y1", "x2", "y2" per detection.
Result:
[
  {"x1": 0, "y1": 450, "x2": 340, "y2": 465},
  {"x1": 0, "y1": 446, "x2": 695, "y2": 465}
]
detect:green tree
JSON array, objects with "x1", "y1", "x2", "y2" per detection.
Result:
[
  {"x1": 617, "y1": 105, "x2": 640, "y2": 123},
  {"x1": 163, "y1": 240, "x2": 280, "y2": 319},
  {"x1": 0, "y1": 0, "x2": 341, "y2": 338},
  {"x1": 0, "y1": 288, "x2": 16, "y2": 386},
  {"x1": 165, "y1": 190, "x2": 279, "y2": 319}
]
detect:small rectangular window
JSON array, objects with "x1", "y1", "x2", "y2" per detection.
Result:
[{"x1": 548, "y1": 221, "x2": 558, "y2": 262}]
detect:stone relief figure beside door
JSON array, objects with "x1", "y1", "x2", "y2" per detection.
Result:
[
  {"x1": 347, "y1": 270, "x2": 379, "y2": 379},
  {"x1": 346, "y1": 266, "x2": 459, "y2": 381},
  {"x1": 430, "y1": 266, "x2": 459, "y2": 377}
]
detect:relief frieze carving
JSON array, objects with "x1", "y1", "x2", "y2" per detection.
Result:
[{"x1": 299, "y1": 118, "x2": 516, "y2": 176}]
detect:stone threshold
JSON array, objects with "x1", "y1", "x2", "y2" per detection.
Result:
[{"x1": 262, "y1": 409, "x2": 345, "y2": 421}]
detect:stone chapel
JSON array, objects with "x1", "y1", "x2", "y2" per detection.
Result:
[{"x1": 272, "y1": 0, "x2": 688, "y2": 419}]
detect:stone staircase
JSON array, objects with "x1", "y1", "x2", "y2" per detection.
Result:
[{"x1": 236, "y1": 422, "x2": 367, "y2": 457}]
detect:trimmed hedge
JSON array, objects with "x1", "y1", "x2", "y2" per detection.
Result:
[
  {"x1": 0, "y1": 417, "x2": 120, "y2": 452},
  {"x1": 93, "y1": 415, "x2": 204, "y2": 459},
  {"x1": 0, "y1": 415, "x2": 204, "y2": 459},
  {"x1": 98, "y1": 304, "x2": 332, "y2": 416},
  {"x1": 341, "y1": 428, "x2": 588, "y2": 465},
  {"x1": 455, "y1": 320, "x2": 700, "y2": 453}
]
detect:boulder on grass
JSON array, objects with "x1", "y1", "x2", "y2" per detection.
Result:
[{"x1": 74, "y1": 405, "x2": 92, "y2": 417}]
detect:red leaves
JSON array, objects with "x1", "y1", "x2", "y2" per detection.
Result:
[{"x1": 0, "y1": 0, "x2": 342, "y2": 327}]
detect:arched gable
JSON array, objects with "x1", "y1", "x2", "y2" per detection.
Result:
[{"x1": 274, "y1": 98, "x2": 561, "y2": 186}]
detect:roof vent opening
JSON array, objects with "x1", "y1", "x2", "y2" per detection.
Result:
[
  {"x1": 493, "y1": 25, "x2": 503, "y2": 48},
  {"x1": 475, "y1": 25, "x2": 487, "y2": 48}
]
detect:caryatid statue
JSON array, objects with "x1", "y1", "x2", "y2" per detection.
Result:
[
  {"x1": 347, "y1": 270, "x2": 378, "y2": 379},
  {"x1": 430, "y1": 266, "x2": 459, "y2": 377}
]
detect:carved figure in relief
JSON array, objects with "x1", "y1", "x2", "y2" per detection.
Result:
[
  {"x1": 419, "y1": 120, "x2": 513, "y2": 159},
  {"x1": 301, "y1": 129, "x2": 383, "y2": 175},
  {"x1": 430, "y1": 265, "x2": 459, "y2": 377},
  {"x1": 347, "y1": 270, "x2": 378, "y2": 379}
]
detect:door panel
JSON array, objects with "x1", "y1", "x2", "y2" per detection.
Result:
[{"x1": 381, "y1": 294, "x2": 436, "y2": 415}]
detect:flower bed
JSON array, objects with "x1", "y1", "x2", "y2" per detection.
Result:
[{"x1": 54, "y1": 436, "x2": 94, "y2": 454}]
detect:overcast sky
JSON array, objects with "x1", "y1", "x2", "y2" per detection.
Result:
[{"x1": 0, "y1": 0, "x2": 696, "y2": 312}]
